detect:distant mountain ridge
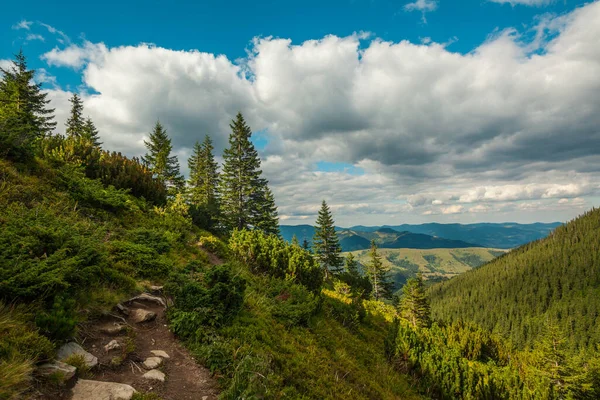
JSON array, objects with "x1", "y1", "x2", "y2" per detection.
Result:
[
  {"x1": 280, "y1": 222, "x2": 562, "y2": 250},
  {"x1": 280, "y1": 225, "x2": 481, "y2": 251}
]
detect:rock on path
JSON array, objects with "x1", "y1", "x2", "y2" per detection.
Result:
[
  {"x1": 71, "y1": 379, "x2": 136, "y2": 400},
  {"x1": 143, "y1": 356, "x2": 163, "y2": 369},
  {"x1": 57, "y1": 342, "x2": 98, "y2": 368},
  {"x1": 143, "y1": 369, "x2": 166, "y2": 382},
  {"x1": 151, "y1": 350, "x2": 170, "y2": 359},
  {"x1": 37, "y1": 361, "x2": 76, "y2": 382},
  {"x1": 129, "y1": 308, "x2": 157, "y2": 323}
]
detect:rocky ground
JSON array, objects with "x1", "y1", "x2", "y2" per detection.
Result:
[{"x1": 29, "y1": 289, "x2": 219, "y2": 400}]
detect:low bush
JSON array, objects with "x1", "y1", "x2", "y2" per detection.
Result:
[{"x1": 229, "y1": 229, "x2": 323, "y2": 292}]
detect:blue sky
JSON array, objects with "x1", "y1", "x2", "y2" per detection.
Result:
[
  {"x1": 2, "y1": 0, "x2": 587, "y2": 89},
  {"x1": 2, "y1": 0, "x2": 599, "y2": 225}
]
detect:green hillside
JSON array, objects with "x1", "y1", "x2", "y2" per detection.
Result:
[
  {"x1": 0, "y1": 53, "x2": 420, "y2": 399},
  {"x1": 348, "y1": 247, "x2": 505, "y2": 287},
  {"x1": 429, "y1": 208, "x2": 600, "y2": 354}
]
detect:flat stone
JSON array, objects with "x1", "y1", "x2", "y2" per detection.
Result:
[
  {"x1": 150, "y1": 350, "x2": 170, "y2": 359},
  {"x1": 116, "y1": 303, "x2": 130, "y2": 316},
  {"x1": 149, "y1": 285, "x2": 164, "y2": 293},
  {"x1": 130, "y1": 308, "x2": 157, "y2": 323},
  {"x1": 127, "y1": 293, "x2": 166, "y2": 308},
  {"x1": 100, "y1": 323, "x2": 126, "y2": 335},
  {"x1": 142, "y1": 356, "x2": 163, "y2": 369},
  {"x1": 104, "y1": 339, "x2": 121, "y2": 352},
  {"x1": 57, "y1": 342, "x2": 98, "y2": 369},
  {"x1": 37, "y1": 361, "x2": 76, "y2": 382},
  {"x1": 142, "y1": 369, "x2": 165, "y2": 382},
  {"x1": 71, "y1": 379, "x2": 136, "y2": 400}
]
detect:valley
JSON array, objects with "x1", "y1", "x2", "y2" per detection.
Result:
[{"x1": 346, "y1": 247, "x2": 506, "y2": 288}]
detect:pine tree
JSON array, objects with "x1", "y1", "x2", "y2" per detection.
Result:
[
  {"x1": 292, "y1": 234, "x2": 300, "y2": 246},
  {"x1": 345, "y1": 252, "x2": 359, "y2": 276},
  {"x1": 313, "y1": 200, "x2": 343, "y2": 279},
  {"x1": 398, "y1": 273, "x2": 430, "y2": 328},
  {"x1": 142, "y1": 121, "x2": 184, "y2": 194},
  {"x1": 82, "y1": 117, "x2": 102, "y2": 147},
  {"x1": 188, "y1": 135, "x2": 219, "y2": 209},
  {"x1": 302, "y1": 238, "x2": 311, "y2": 252},
  {"x1": 253, "y1": 186, "x2": 280, "y2": 236},
  {"x1": 65, "y1": 93, "x2": 85, "y2": 138},
  {"x1": 0, "y1": 50, "x2": 56, "y2": 160},
  {"x1": 219, "y1": 112, "x2": 278, "y2": 234},
  {"x1": 536, "y1": 319, "x2": 578, "y2": 397},
  {"x1": 366, "y1": 240, "x2": 394, "y2": 301}
]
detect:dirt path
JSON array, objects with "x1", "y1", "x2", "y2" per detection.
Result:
[{"x1": 72, "y1": 294, "x2": 219, "y2": 400}]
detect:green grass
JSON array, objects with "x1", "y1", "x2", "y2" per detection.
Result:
[{"x1": 169, "y1": 260, "x2": 422, "y2": 399}]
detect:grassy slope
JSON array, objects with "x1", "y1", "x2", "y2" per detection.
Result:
[
  {"x1": 201, "y1": 268, "x2": 422, "y2": 399},
  {"x1": 348, "y1": 247, "x2": 505, "y2": 287},
  {"x1": 0, "y1": 159, "x2": 421, "y2": 399}
]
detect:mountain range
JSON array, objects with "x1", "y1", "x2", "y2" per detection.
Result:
[{"x1": 280, "y1": 221, "x2": 562, "y2": 250}]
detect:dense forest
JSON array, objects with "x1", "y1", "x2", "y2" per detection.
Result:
[
  {"x1": 429, "y1": 207, "x2": 600, "y2": 351},
  {"x1": 1, "y1": 50, "x2": 599, "y2": 399}
]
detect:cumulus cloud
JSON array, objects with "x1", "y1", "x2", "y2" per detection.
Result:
[
  {"x1": 42, "y1": 41, "x2": 107, "y2": 69},
  {"x1": 39, "y1": 1, "x2": 600, "y2": 225}
]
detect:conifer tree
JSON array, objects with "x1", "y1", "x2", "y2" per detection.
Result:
[
  {"x1": 142, "y1": 121, "x2": 184, "y2": 194},
  {"x1": 253, "y1": 186, "x2": 280, "y2": 236},
  {"x1": 82, "y1": 117, "x2": 102, "y2": 147},
  {"x1": 398, "y1": 273, "x2": 430, "y2": 328},
  {"x1": 188, "y1": 135, "x2": 219, "y2": 210},
  {"x1": 365, "y1": 240, "x2": 394, "y2": 301},
  {"x1": 292, "y1": 234, "x2": 300, "y2": 246},
  {"x1": 65, "y1": 93, "x2": 85, "y2": 138},
  {"x1": 345, "y1": 252, "x2": 360, "y2": 276},
  {"x1": 302, "y1": 238, "x2": 311, "y2": 252},
  {"x1": 313, "y1": 200, "x2": 343, "y2": 279},
  {"x1": 0, "y1": 50, "x2": 56, "y2": 160},
  {"x1": 219, "y1": 112, "x2": 278, "y2": 234}
]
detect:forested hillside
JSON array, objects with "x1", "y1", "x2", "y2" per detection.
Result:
[{"x1": 429, "y1": 208, "x2": 600, "y2": 353}]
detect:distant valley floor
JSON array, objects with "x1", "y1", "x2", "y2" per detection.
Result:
[{"x1": 346, "y1": 247, "x2": 508, "y2": 289}]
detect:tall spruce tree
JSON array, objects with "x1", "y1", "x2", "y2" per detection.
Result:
[
  {"x1": 313, "y1": 200, "x2": 343, "y2": 279},
  {"x1": 65, "y1": 93, "x2": 85, "y2": 138},
  {"x1": 188, "y1": 135, "x2": 219, "y2": 208},
  {"x1": 0, "y1": 50, "x2": 55, "y2": 160},
  {"x1": 219, "y1": 112, "x2": 278, "y2": 234},
  {"x1": 398, "y1": 273, "x2": 430, "y2": 328},
  {"x1": 142, "y1": 121, "x2": 184, "y2": 194},
  {"x1": 82, "y1": 117, "x2": 102, "y2": 147},
  {"x1": 365, "y1": 240, "x2": 394, "y2": 301}
]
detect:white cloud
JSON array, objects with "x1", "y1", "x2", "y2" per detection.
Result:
[
  {"x1": 489, "y1": 0, "x2": 554, "y2": 6},
  {"x1": 404, "y1": 0, "x2": 438, "y2": 22},
  {"x1": 12, "y1": 20, "x2": 33, "y2": 30},
  {"x1": 42, "y1": 41, "x2": 108, "y2": 69},
  {"x1": 39, "y1": 22, "x2": 71, "y2": 44},
  {"x1": 39, "y1": 1, "x2": 600, "y2": 225},
  {"x1": 442, "y1": 205, "x2": 464, "y2": 214},
  {"x1": 26, "y1": 34, "x2": 45, "y2": 42},
  {"x1": 0, "y1": 59, "x2": 12, "y2": 71}
]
